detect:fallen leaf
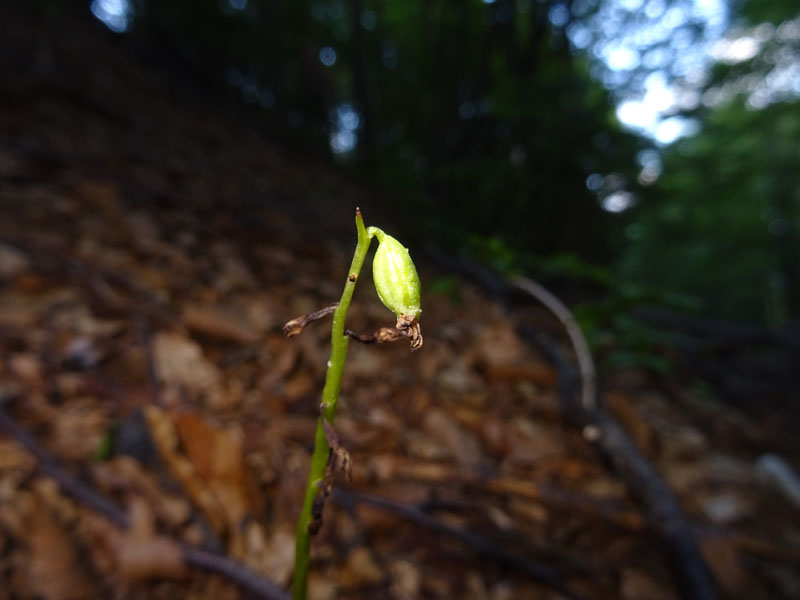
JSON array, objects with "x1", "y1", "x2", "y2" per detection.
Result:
[
  {"x1": 258, "y1": 525, "x2": 296, "y2": 585},
  {"x1": 339, "y1": 546, "x2": 384, "y2": 589},
  {"x1": 116, "y1": 497, "x2": 187, "y2": 581},
  {"x1": 422, "y1": 408, "x2": 482, "y2": 471},
  {"x1": 699, "y1": 533, "x2": 748, "y2": 595},
  {"x1": 620, "y1": 568, "x2": 679, "y2": 600},
  {"x1": 607, "y1": 391, "x2": 656, "y2": 456},
  {"x1": 152, "y1": 331, "x2": 220, "y2": 394},
  {"x1": 144, "y1": 406, "x2": 227, "y2": 535},
  {"x1": 92, "y1": 456, "x2": 191, "y2": 528},
  {"x1": 181, "y1": 303, "x2": 260, "y2": 344},
  {"x1": 173, "y1": 411, "x2": 259, "y2": 530},
  {"x1": 389, "y1": 559, "x2": 421, "y2": 599},
  {"x1": 50, "y1": 398, "x2": 109, "y2": 461},
  {"x1": 0, "y1": 243, "x2": 29, "y2": 278},
  {"x1": 24, "y1": 492, "x2": 98, "y2": 600}
]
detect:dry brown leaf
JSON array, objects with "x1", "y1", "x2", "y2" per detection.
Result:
[
  {"x1": 0, "y1": 439, "x2": 34, "y2": 471},
  {"x1": 0, "y1": 243, "x2": 29, "y2": 278},
  {"x1": 405, "y1": 430, "x2": 451, "y2": 461},
  {"x1": 74, "y1": 178, "x2": 120, "y2": 212},
  {"x1": 258, "y1": 339, "x2": 300, "y2": 389},
  {"x1": 620, "y1": 568, "x2": 679, "y2": 600},
  {"x1": 339, "y1": 546, "x2": 384, "y2": 589},
  {"x1": 181, "y1": 303, "x2": 260, "y2": 344},
  {"x1": 484, "y1": 362, "x2": 555, "y2": 386},
  {"x1": 209, "y1": 244, "x2": 256, "y2": 293},
  {"x1": 92, "y1": 456, "x2": 191, "y2": 528},
  {"x1": 152, "y1": 331, "x2": 221, "y2": 394},
  {"x1": 502, "y1": 418, "x2": 564, "y2": 469},
  {"x1": 49, "y1": 398, "x2": 109, "y2": 461},
  {"x1": 24, "y1": 493, "x2": 98, "y2": 600},
  {"x1": 144, "y1": 405, "x2": 227, "y2": 535},
  {"x1": 699, "y1": 533, "x2": 749, "y2": 595},
  {"x1": 8, "y1": 353, "x2": 43, "y2": 387},
  {"x1": 0, "y1": 292, "x2": 50, "y2": 330},
  {"x1": 422, "y1": 408, "x2": 482, "y2": 471},
  {"x1": 116, "y1": 497, "x2": 187, "y2": 581},
  {"x1": 173, "y1": 411, "x2": 259, "y2": 530},
  {"x1": 463, "y1": 572, "x2": 490, "y2": 600},
  {"x1": 307, "y1": 573, "x2": 338, "y2": 600},
  {"x1": 256, "y1": 524, "x2": 296, "y2": 586},
  {"x1": 389, "y1": 558, "x2": 421, "y2": 599},
  {"x1": 607, "y1": 391, "x2": 656, "y2": 456},
  {"x1": 471, "y1": 320, "x2": 526, "y2": 367}
]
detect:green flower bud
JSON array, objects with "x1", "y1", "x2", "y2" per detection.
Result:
[{"x1": 369, "y1": 227, "x2": 423, "y2": 350}]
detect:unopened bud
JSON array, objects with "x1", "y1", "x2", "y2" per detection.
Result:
[{"x1": 369, "y1": 228, "x2": 423, "y2": 350}]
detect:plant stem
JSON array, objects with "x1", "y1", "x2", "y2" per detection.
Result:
[{"x1": 292, "y1": 209, "x2": 372, "y2": 600}]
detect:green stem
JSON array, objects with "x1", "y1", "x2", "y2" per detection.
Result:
[{"x1": 292, "y1": 209, "x2": 372, "y2": 600}]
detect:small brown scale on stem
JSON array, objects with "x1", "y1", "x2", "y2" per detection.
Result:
[{"x1": 307, "y1": 405, "x2": 352, "y2": 535}]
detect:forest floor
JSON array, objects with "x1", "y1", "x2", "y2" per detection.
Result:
[{"x1": 0, "y1": 5, "x2": 799, "y2": 600}]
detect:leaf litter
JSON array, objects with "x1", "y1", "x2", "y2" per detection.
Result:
[{"x1": 0, "y1": 9, "x2": 799, "y2": 599}]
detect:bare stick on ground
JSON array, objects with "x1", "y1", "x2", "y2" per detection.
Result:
[
  {"x1": 511, "y1": 276, "x2": 597, "y2": 411},
  {"x1": 521, "y1": 328, "x2": 719, "y2": 600}
]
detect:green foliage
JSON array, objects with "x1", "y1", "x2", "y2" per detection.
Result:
[
  {"x1": 121, "y1": 0, "x2": 640, "y2": 265},
  {"x1": 465, "y1": 234, "x2": 520, "y2": 277},
  {"x1": 428, "y1": 275, "x2": 462, "y2": 305},
  {"x1": 92, "y1": 0, "x2": 798, "y2": 332},
  {"x1": 620, "y1": 99, "x2": 800, "y2": 323},
  {"x1": 534, "y1": 252, "x2": 614, "y2": 286},
  {"x1": 573, "y1": 284, "x2": 700, "y2": 375},
  {"x1": 735, "y1": 0, "x2": 800, "y2": 26}
]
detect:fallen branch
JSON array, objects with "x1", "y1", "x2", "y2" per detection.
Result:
[
  {"x1": 0, "y1": 405, "x2": 290, "y2": 600},
  {"x1": 520, "y1": 328, "x2": 718, "y2": 600},
  {"x1": 512, "y1": 276, "x2": 597, "y2": 410},
  {"x1": 332, "y1": 487, "x2": 586, "y2": 600},
  {"x1": 425, "y1": 248, "x2": 718, "y2": 600},
  {"x1": 358, "y1": 458, "x2": 645, "y2": 532}
]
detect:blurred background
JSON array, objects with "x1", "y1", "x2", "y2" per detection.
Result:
[
  {"x1": 75, "y1": 0, "x2": 800, "y2": 323},
  {"x1": 73, "y1": 0, "x2": 799, "y2": 392},
  {"x1": 1, "y1": 1, "x2": 800, "y2": 598}
]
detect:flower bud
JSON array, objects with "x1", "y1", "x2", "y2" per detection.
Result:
[{"x1": 370, "y1": 228, "x2": 423, "y2": 350}]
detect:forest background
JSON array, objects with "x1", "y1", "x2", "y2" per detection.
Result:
[{"x1": 81, "y1": 0, "x2": 800, "y2": 331}]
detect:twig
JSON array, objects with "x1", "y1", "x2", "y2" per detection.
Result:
[
  {"x1": 363, "y1": 458, "x2": 645, "y2": 532},
  {"x1": 511, "y1": 277, "x2": 597, "y2": 411},
  {"x1": 521, "y1": 329, "x2": 719, "y2": 600},
  {"x1": 282, "y1": 304, "x2": 338, "y2": 337},
  {"x1": 0, "y1": 406, "x2": 130, "y2": 528},
  {"x1": 424, "y1": 248, "x2": 718, "y2": 600},
  {"x1": 344, "y1": 327, "x2": 406, "y2": 344},
  {"x1": 182, "y1": 546, "x2": 290, "y2": 600},
  {"x1": 332, "y1": 488, "x2": 585, "y2": 600},
  {"x1": 0, "y1": 406, "x2": 290, "y2": 600},
  {"x1": 424, "y1": 247, "x2": 595, "y2": 409},
  {"x1": 135, "y1": 313, "x2": 162, "y2": 406}
]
